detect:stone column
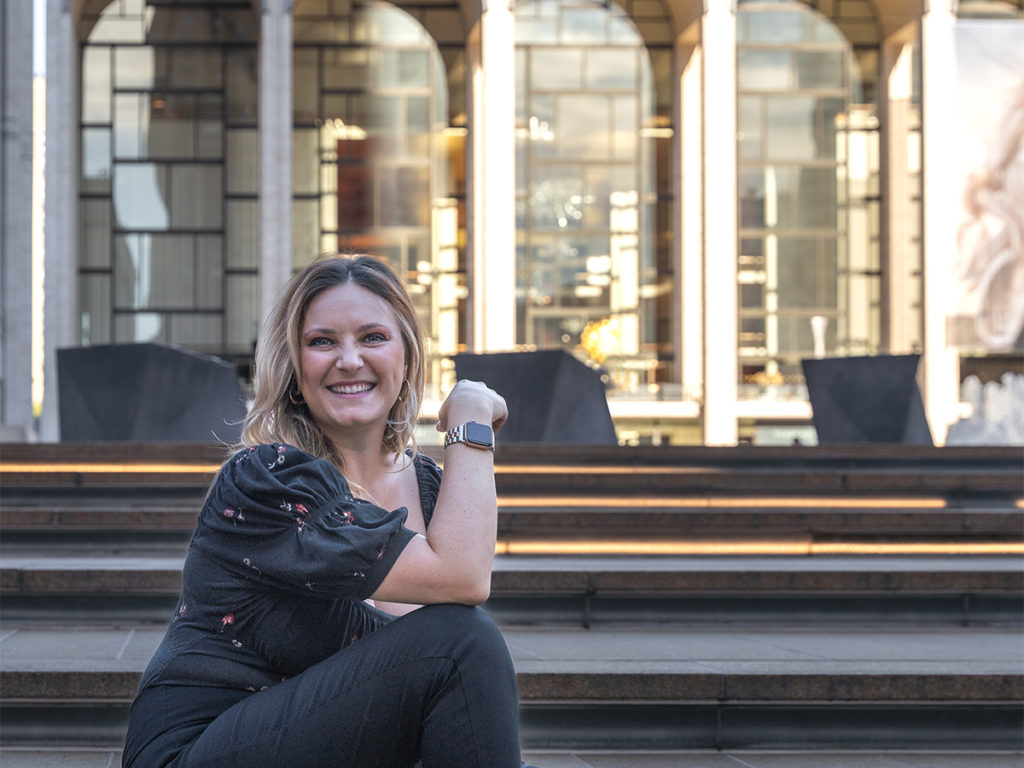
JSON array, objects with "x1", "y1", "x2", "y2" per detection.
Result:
[
  {"x1": 701, "y1": 0, "x2": 738, "y2": 445},
  {"x1": 40, "y1": 0, "x2": 77, "y2": 441},
  {"x1": 468, "y1": 0, "x2": 516, "y2": 352},
  {"x1": 920, "y1": 0, "x2": 960, "y2": 444},
  {"x1": 677, "y1": 23, "x2": 704, "y2": 408},
  {"x1": 260, "y1": 0, "x2": 293, "y2": 330},
  {"x1": 1, "y1": 1, "x2": 34, "y2": 439}
]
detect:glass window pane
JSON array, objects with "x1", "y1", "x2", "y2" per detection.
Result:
[
  {"x1": 114, "y1": 48, "x2": 155, "y2": 89},
  {"x1": 170, "y1": 314, "x2": 222, "y2": 351},
  {"x1": 226, "y1": 129, "x2": 259, "y2": 194},
  {"x1": 226, "y1": 49, "x2": 257, "y2": 123},
  {"x1": 292, "y1": 199, "x2": 320, "y2": 268},
  {"x1": 776, "y1": 238, "x2": 819, "y2": 308},
  {"x1": 738, "y1": 168, "x2": 765, "y2": 228},
  {"x1": 293, "y1": 128, "x2": 320, "y2": 195},
  {"x1": 148, "y1": 235, "x2": 196, "y2": 309},
  {"x1": 196, "y1": 235, "x2": 223, "y2": 310},
  {"x1": 738, "y1": 50, "x2": 790, "y2": 91},
  {"x1": 113, "y1": 164, "x2": 170, "y2": 230},
  {"x1": 765, "y1": 96, "x2": 841, "y2": 160},
  {"x1": 380, "y1": 166, "x2": 429, "y2": 227},
  {"x1": 81, "y1": 274, "x2": 112, "y2": 346},
  {"x1": 587, "y1": 49, "x2": 637, "y2": 90},
  {"x1": 531, "y1": 49, "x2": 582, "y2": 90},
  {"x1": 738, "y1": 96, "x2": 763, "y2": 160},
  {"x1": 148, "y1": 94, "x2": 197, "y2": 159},
  {"x1": 379, "y1": 49, "x2": 430, "y2": 88},
  {"x1": 226, "y1": 200, "x2": 259, "y2": 270},
  {"x1": 114, "y1": 312, "x2": 166, "y2": 345},
  {"x1": 795, "y1": 50, "x2": 845, "y2": 89},
  {"x1": 611, "y1": 95, "x2": 637, "y2": 160},
  {"x1": 170, "y1": 165, "x2": 222, "y2": 229},
  {"x1": 337, "y1": 164, "x2": 373, "y2": 229},
  {"x1": 81, "y1": 199, "x2": 111, "y2": 269},
  {"x1": 323, "y1": 48, "x2": 370, "y2": 89},
  {"x1": 197, "y1": 94, "x2": 223, "y2": 159},
  {"x1": 516, "y1": 18, "x2": 558, "y2": 44},
  {"x1": 558, "y1": 94, "x2": 609, "y2": 159},
  {"x1": 82, "y1": 47, "x2": 112, "y2": 123},
  {"x1": 227, "y1": 274, "x2": 259, "y2": 350},
  {"x1": 740, "y1": 9, "x2": 812, "y2": 43},
  {"x1": 408, "y1": 96, "x2": 431, "y2": 157},
  {"x1": 562, "y1": 9, "x2": 606, "y2": 43},
  {"x1": 294, "y1": 48, "x2": 320, "y2": 123},
  {"x1": 169, "y1": 48, "x2": 222, "y2": 88},
  {"x1": 82, "y1": 128, "x2": 112, "y2": 193}
]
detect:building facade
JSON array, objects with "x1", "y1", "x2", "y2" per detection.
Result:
[{"x1": 2, "y1": 0, "x2": 1022, "y2": 444}]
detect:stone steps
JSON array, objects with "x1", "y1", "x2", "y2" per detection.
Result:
[
  {"x1": 2, "y1": 624, "x2": 1022, "y2": 750},
  {"x1": 1, "y1": 442, "x2": 1022, "y2": 753}
]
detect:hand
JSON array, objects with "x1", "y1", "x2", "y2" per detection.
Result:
[{"x1": 435, "y1": 379, "x2": 508, "y2": 434}]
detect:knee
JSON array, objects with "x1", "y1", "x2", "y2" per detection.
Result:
[{"x1": 408, "y1": 605, "x2": 511, "y2": 666}]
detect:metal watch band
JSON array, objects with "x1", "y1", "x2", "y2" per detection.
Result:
[{"x1": 443, "y1": 421, "x2": 494, "y2": 450}]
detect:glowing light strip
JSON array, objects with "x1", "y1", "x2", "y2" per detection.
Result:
[
  {"x1": 496, "y1": 540, "x2": 1024, "y2": 556},
  {"x1": 497, "y1": 496, "x2": 951, "y2": 509},
  {"x1": 0, "y1": 463, "x2": 221, "y2": 474},
  {"x1": 495, "y1": 465, "x2": 723, "y2": 474}
]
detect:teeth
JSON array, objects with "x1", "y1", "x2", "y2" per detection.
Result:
[{"x1": 329, "y1": 383, "x2": 373, "y2": 394}]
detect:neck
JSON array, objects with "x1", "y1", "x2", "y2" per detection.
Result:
[{"x1": 328, "y1": 428, "x2": 401, "y2": 489}]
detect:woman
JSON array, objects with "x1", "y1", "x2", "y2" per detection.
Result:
[{"x1": 123, "y1": 255, "x2": 521, "y2": 767}]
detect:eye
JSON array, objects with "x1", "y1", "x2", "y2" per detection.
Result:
[
  {"x1": 307, "y1": 336, "x2": 333, "y2": 347},
  {"x1": 363, "y1": 331, "x2": 388, "y2": 343}
]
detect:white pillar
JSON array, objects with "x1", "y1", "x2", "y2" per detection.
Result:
[
  {"x1": 677, "y1": 28, "x2": 704, "y2": 406},
  {"x1": 920, "y1": 0, "x2": 959, "y2": 445},
  {"x1": 1, "y1": 1, "x2": 35, "y2": 440},
  {"x1": 40, "y1": 0, "x2": 77, "y2": 441},
  {"x1": 469, "y1": 0, "x2": 516, "y2": 352},
  {"x1": 260, "y1": 0, "x2": 293, "y2": 327},
  {"x1": 701, "y1": 0, "x2": 738, "y2": 445}
]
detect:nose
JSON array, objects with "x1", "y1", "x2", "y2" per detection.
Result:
[{"x1": 335, "y1": 342, "x2": 363, "y2": 371}]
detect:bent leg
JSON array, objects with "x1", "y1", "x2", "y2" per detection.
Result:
[{"x1": 173, "y1": 605, "x2": 521, "y2": 768}]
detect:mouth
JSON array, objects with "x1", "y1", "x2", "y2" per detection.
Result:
[{"x1": 327, "y1": 382, "x2": 375, "y2": 395}]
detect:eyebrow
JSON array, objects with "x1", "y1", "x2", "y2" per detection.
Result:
[{"x1": 302, "y1": 323, "x2": 392, "y2": 337}]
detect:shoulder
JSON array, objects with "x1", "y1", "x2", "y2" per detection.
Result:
[{"x1": 213, "y1": 443, "x2": 354, "y2": 512}]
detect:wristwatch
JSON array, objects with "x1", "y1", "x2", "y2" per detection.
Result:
[{"x1": 444, "y1": 421, "x2": 495, "y2": 450}]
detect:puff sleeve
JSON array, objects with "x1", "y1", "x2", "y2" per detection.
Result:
[{"x1": 192, "y1": 443, "x2": 416, "y2": 601}]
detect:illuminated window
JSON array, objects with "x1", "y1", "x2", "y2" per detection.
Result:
[
  {"x1": 78, "y1": 0, "x2": 259, "y2": 361},
  {"x1": 737, "y1": 0, "x2": 882, "y2": 399},
  {"x1": 514, "y1": 0, "x2": 675, "y2": 399},
  {"x1": 293, "y1": 0, "x2": 464, "y2": 397}
]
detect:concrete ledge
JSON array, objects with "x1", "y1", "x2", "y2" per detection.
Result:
[{"x1": 3, "y1": 556, "x2": 1022, "y2": 596}]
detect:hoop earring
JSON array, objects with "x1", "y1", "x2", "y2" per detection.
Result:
[
  {"x1": 288, "y1": 386, "x2": 304, "y2": 406},
  {"x1": 396, "y1": 380, "x2": 409, "y2": 403}
]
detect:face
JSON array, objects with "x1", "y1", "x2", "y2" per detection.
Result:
[{"x1": 297, "y1": 281, "x2": 408, "y2": 445}]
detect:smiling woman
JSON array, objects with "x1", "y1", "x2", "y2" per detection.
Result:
[
  {"x1": 297, "y1": 282, "x2": 409, "y2": 448},
  {"x1": 121, "y1": 254, "x2": 522, "y2": 768}
]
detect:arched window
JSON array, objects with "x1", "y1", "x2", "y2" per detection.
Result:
[
  {"x1": 78, "y1": 0, "x2": 260, "y2": 361},
  {"x1": 514, "y1": 0, "x2": 675, "y2": 403},
  {"x1": 736, "y1": 0, "x2": 882, "y2": 399},
  {"x1": 293, "y1": 0, "x2": 460, "y2": 394}
]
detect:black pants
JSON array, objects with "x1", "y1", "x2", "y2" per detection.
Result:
[{"x1": 128, "y1": 605, "x2": 522, "y2": 768}]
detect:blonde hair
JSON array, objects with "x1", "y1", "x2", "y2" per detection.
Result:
[{"x1": 238, "y1": 254, "x2": 424, "y2": 467}]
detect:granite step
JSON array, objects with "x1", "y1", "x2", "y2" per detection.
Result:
[
  {"x1": 3, "y1": 749, "x2": 1023, "y2": 768},
  {"x1": 1, "y1": 624, "x2": 1021, "y2": 751},
  {"x1": 2, "y1": 553, "x2": 1021, "y2": 626}
]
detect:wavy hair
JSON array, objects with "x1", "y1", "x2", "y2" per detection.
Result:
[{"x1": 238, "y1": 254, "x2": 424, "y2": 467}]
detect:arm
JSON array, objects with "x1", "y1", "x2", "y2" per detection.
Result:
[{"x1": 371, "y1": 380, "x2": 506, "y2": 606}]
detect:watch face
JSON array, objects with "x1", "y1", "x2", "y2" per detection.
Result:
[{"x1": 464, "y1": 421, "x2": 494, "y2": 447}]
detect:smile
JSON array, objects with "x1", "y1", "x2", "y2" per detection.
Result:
[{"x1": 328, "y1": 383, "x2": 374, "y2": 395}]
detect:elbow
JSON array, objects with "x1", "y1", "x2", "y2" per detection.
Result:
[{"x1": 453, "y1": 575, "x2": 491, "y2": 606}]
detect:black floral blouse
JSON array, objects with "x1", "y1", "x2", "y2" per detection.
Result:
[{"x1": 135, "y1": 443, "x2": 440, "y2": 694}]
